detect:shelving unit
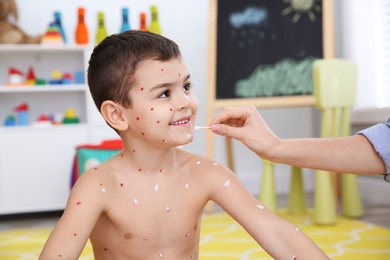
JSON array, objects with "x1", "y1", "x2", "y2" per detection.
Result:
[{"x1": 0, "y1": 45, "x2": 118, "y2": 215}]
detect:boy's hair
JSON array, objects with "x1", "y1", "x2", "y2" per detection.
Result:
[{"x1": 88, "y1": 30, "x2": 182, "y2": 111}]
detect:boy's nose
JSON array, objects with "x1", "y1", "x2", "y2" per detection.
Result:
[{"x1": 177, "y1": 92, "x2": 192, "y2": 110}]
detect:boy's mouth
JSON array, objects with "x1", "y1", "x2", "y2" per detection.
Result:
[{"x1": 169, "y1": 115, "x2": 191, "y2": 126}]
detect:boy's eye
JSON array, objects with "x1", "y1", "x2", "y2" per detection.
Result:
[
  {"x1": 158, "y1": 90, "x2": 171, "y2": 98},
  {"x1": 183, "y1": 83, "x2": 192, "y2": 92}
]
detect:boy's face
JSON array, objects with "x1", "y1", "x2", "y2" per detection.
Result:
[{"x1": 124, "y1": 57, "x2": 198, "y2": 147}]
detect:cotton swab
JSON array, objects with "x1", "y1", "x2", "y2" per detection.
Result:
[{"x1": 194, "y1": 126, "x2": 211, "y2": 130}]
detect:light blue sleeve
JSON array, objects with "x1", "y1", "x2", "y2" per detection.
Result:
[{"x1": 357, "y1": 117, "x2": 390, "y2": 179}]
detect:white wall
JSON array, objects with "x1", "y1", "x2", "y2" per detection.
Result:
[{"x1": 13, "y1": 0, "x2": 317, "y2": 196}]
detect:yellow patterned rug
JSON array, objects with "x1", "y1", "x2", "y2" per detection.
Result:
[{"x1": 1, "y1": 210, "x2": 390, "y2": 260}]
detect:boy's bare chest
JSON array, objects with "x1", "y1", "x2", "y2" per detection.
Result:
[{"x1": 89, "y1": 176, "x2": 207, "y2": 259}]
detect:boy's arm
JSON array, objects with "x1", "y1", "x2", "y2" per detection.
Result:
[
  {"x1": 207, "y1": 165, "x2": 329, "y2": 260},
  {"x1": 39, "y1": 170, "x2": 105, "y2": 259}
]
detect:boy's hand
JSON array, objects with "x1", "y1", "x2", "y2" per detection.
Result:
[{"x1": 209, "y1": 105, "x2": 280, "y2": 158}]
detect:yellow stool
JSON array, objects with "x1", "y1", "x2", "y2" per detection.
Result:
[{"x1": 313, "y1": 59, "x2": 364, "y2": 224}]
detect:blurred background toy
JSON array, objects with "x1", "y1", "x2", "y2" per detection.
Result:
[
  {"x1": 8, "y1": 67, "x2": 24, "y2": 84},
  {"x1": 54, "y1": 11, "x2": 66, "y2": 44},
  {"x1": 149, "y1": 6, "x2": 161, "y2": 35},
  {"x1": 4, "y1": 115, "x2": 16, "y2": 126},
  {"x1": 95, "y1": 12, "x2": 107, "y2": 44},
  {"x1": 32, "y1": 114, "x2": 52, "y2": 127},
  {"x1": 74, "y1": 70, "x2": 84, "y2": 84},
  {"x1": 120, "y1": 8, "x2": 130, "y2": 32},
  {"x1": 0, "y1": 0, "x2": 41, "y2": 44},
  {"x1": 25, "y1": 66, "x2": 36, "y2": 85},
  {"x1": 63, "y1": 108, "x2": 79, "y2": 124},
  {"x1": 75, "y1": 7, "x2": 88, "y2": 44},
  {"x1": 139, "y1": 12, "x2": 147, "y2": 31},
  {"x1": 62, "y1": 72, "x2": 73, "y2": 84},
  {"x1": 41, "y1": 22, "x2": 64, "y2": 45},
  {"x1": 49, "y1": 70, "x2": 62, "y2": 84},
  {"x1": 14, "y1": 102, "x2": 28, "y2": 126}
]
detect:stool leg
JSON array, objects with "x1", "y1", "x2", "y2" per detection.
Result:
[
  {"x1": 342, "y1": 174, "x2": 364, "y2": 218},
  {"x1": 288, "y1": 166, "x2": 307, "y2": 214},
  {"x1": 314, "y1": 170, "x2": 337, "y2": 225},
  {"x1": 259, "y1": 160, "x2": 276, "y2": 212}
]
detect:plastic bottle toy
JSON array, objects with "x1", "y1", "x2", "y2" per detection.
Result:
[
  {"x1": 95, "y1": 12, "x2": 108, "y2": 44},
  {"x1": 75, "y1": 7, "x2": 89, "y2": 44},
  {"x1": 120, "y1": 8, "x2": 131, "y2": 32},
  {"x1": 149, "y1": 6, "x2": 161, "y2": 35}
]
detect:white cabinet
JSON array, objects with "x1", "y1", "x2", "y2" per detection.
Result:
[{"x1": 0, "y1": 45, "x2": 118, "y2": 215}]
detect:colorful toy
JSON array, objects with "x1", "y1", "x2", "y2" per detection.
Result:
[
  {"x1": 50, "y1": 70, "x2": 63, "y2": 84},
  {"x1": 149, "y1": 6, "x2": 161, "y2": 35},
  {"x1": 41, "y1": 22, "x2": 64, "y2": 45},
  {"x1": 120, "y1": 8, "x2": 131, "y2": 32},
  {"x1": 8, "y1": 67, "x2": 24, "y2": 84},
  {"x1": 14, "y1": 103, "x2": 28, "y2": 126},
  {"x1": 74, "y1": 71, "x2": 84, "y2": 84},
  {"x1": 32, "y1": 114, "x2": 52, "y2": 127},
  {"x1": 0, "y1": 0, "x2": 41, "y2": 44},
  {"x1": 54, "y1": 11, "x2": 67, "y2": 44},
  {"x1": 75, "y1": 7, "x2": 89, "y2": 44},
  {"x1": 62, "y1": 73, "x2": 73, "y2": 84},
  {"x1": 4, "y1": 115, "x2": 16, "y2": 126},
  {"x1": 95, "y1": 12, "x2": 108, "y2": 44},
  {"x1": 63, "y1": 108, "x2": 79, "y2": 124},
  {"x1": 139, "y1": 13, "x2": 147, "y2": 31},
  {"x1": 71, "y1": 139, "x2": 124, "y2": 187},
  {"x1": 25, "y1": 66, "x2": 36, "y2": 85}
]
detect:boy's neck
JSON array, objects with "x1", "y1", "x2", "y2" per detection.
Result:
[{"x1": 120, "y1": 141, "x2": 180, "y2": 174}]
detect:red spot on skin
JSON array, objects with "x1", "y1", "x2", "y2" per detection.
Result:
[
  {"x1": 157, "y1": 121, "x2": 160, "y2": 123},
  {"x1": 104, "y1": 248, "x2": 107, "y2": 251},
  {"x1": 142, "y1": 133, "x2": 145, "y2": 135},
  {"x1": 143, "y1": 236, "x2": 148, "y2": 240},
  {"x1": 76, "y1": 202, "x2": 81, "y2": 205},
  {"x1": 121, "y1": 154, "x2": 123, "y2": 157},
  {"x1": 120, "y1": 183, "x2": 124, "y2": 187},
  {"x1": 141, "y1": 87, "x2": 144, "y2": 91},
  {"x1": 162, "y1": 139, "x2": 165, "y2": 142},
  {"x1": 137, "y1": 117, "x2": 140, "y2": 121},
  {"x1": 151, "y1": 108, "x2": 154, "y2": 111},
  {"x1": 161, "y1": 69, "x2": 164, "y2": 71},
  {"x1": 186, "y1": 233, "x2": 190, "y2": 237},
  {"x1": 94, "y1": 168, "x2": 97, "y2": 170},
  {"x1": 179, "y1": 73, "x2": 181, "y2": 76},
  {"x1": 138, "y1": 169, "x2": 142, "y2": 172},
  {"x1": 100, "y1": 183, "x2": 103, "y2": 186},
  {"x1": 74, "y1": 233, "x2": 77, "y2": 236},
  {"x1": 160, "y1": 169, "x2": 163, "y2": 173},
  {"x1": 170, "y1": 108, "x2": 172, "y2": 111},
  {"x1": 59, "y1": 255, "x2": 62, "y2": 257}
]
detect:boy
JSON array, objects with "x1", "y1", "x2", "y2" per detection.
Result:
[{"x1": 40, "y1": 30, "x2": 329, "y2": 259}]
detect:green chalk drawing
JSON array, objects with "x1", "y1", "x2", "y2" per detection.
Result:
[{"x1": 235, "y1": 56, "x2": 319, "y2": 98}]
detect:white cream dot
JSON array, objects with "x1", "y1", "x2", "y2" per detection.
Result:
[
  {"x1": 257, "y1": 204, "x2": 264, "y2": 209},
  {"x1": 224, "y1": 180, "x2": 230, "y2": 188}
]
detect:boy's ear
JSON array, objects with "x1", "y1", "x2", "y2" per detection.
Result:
[{"x1": 100, "y1": 101, "x2": 129, "y2": 131}]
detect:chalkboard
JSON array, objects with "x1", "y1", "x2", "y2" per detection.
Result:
[
  {"x1": 215, "y1": 0, "x2": 323, "y2": 99},
  {"x1": 205, "y1": 0, "x2": 335, "y2": 161}
]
